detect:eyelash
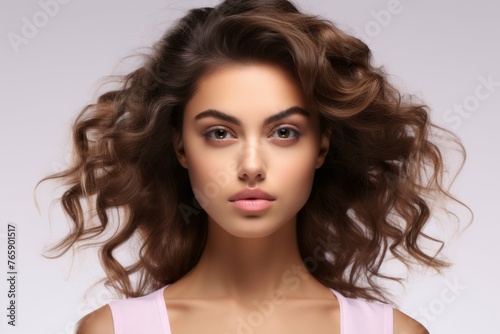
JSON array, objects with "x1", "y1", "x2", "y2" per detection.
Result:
[{"x1": 202, "y1": 126, "x2": 302, "y2": 143}]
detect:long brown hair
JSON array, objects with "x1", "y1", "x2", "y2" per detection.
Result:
[{"x1": 36, "y1": 0, "x2": 471, "y2": 304}]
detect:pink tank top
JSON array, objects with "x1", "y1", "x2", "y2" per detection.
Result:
[{"x1": 108, "y1": 284, "x2": 393, "y2": 333}]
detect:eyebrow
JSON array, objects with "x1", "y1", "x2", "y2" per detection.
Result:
[{"x1": 194, "y1": 106, "x2": 310, "y2": 126}]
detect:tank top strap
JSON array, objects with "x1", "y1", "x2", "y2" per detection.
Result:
[
  {"x1": 108, "y1": 285, "x2": 171, "y2": 334},
  {"x1": 329, "y1": 288, "x2": 393, "y2": 334}
]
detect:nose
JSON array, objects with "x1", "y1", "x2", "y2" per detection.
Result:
[{"x1": 237, "y1": 142, "x2": 266, "y2": 183}]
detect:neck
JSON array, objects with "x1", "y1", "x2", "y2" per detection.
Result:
[{"x1": 181, "y1": 215, "x2": 320, "y2": 306}]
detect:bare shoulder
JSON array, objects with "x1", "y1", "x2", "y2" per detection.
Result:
[
  {"x1": 393, "y1": 308, "x2": 428, "y2": 334},
  {"x1": 75, "y1": 304, "x2": 114, "y2": 334}
]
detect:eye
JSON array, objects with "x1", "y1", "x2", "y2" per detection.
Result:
[
  {"x1": 202, "y1": 128, "x2": 235, "y2": 141},
  {"x1": 271, "y1": 127, "x2": 302, "y2": 140}
]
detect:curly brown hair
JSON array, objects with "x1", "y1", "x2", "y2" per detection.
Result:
[{"x1": 36, "y1": 0, "x2": 470, "y2": 304}]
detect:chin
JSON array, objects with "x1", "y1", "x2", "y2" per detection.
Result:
[{"x1": 210, "y1": 214, "x2": 294, "y2": 239}]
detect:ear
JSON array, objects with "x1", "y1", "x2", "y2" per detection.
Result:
[
  {"x1": 173, "y1": 131, "x2": 188, "y2": 169},
  {"x1": 315, "y1": 128, "x2": 331, "y2": 169}
]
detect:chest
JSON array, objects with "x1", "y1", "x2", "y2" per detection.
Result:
[{"x1": 165, "y1": 298, "x2": 341, "y2": 334}]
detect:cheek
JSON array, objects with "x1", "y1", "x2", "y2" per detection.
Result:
[
  {"x1": 184, "y1": 140, "x2": 236, "y2": 208},
  {"x1": 273, "y1": 149, "x2": 317, "y2": 202}
]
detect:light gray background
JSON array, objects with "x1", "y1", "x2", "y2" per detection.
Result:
[{"x1": 1, "y1": 0, "x2": 499, "y2": 333}]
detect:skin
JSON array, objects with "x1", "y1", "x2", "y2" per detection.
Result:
[{"x1": 76, "y1": 62, "x2": 429, "y2": 334}]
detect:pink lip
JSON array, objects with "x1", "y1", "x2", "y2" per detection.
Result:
[
  {"x1": 231, "y1": 199, "x2": 273, "y2": 212},
  {"x1": 228, "y1": 188, "x2": 276, "y2": 201},
  {"x1": 229, "y1": 188, "x2": 275, "y2": 212}
]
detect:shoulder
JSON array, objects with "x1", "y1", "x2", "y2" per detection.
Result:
[
  {"x1": 393, "y1": 308, "x2": 429, "y2": 334},
  {"x1": 75, "y1": 304, "x2": 114, "y2": 334}
]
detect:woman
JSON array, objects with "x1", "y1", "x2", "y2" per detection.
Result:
[{"x1": 37, "y1": 0, "x2": 468, "y2": 333}]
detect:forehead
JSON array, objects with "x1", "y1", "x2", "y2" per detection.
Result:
[{"x1": 184, "y1": 62, "x2": 308, "y2": 120}]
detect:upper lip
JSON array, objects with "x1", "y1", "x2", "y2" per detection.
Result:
[{"x1": 229, "y1": 188, "x2": 276, "y2": 201}]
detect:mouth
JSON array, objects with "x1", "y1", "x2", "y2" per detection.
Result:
[
  {"x1": 228, "y1": 188, "x2": 276, "y2": 202},
  {"x1": 230, "y1": 198, "x2": 274, "y2": 212},
  {"x1": 228, "y1": 188, "x2": 276, "y2": 212}
]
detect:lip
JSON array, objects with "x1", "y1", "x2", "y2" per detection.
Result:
[
  {"x1": 231, "y1": 199, "x2": 273, "y2": 212},
  {"x1": 228, "y1": 188, "x2": 276, "y2": 201},
  {"x1": 229, "y1": 188, "x2": 275, "y2": 212}
]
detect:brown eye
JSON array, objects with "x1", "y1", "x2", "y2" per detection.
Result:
[
  {"x1": 272, "y1": 127, "x2": 301, "y2": 140},
  {"x1": 203, "y1": 128, "x2": 235, "y2": 141},
  {"x1": 215, "y1": 129, "x2": 227, "y2": 139},
  {"x1": 277, "y1": 128, "x2": 291, "y2": 138}
]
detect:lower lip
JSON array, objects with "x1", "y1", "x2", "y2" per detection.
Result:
[{"x1": 230, "y1": 199, "x2": 273, "y2": 212}]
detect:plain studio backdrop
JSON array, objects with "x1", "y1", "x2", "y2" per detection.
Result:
[{"x1": 1, "y1": 0, "x2": 499, "y2": 333}]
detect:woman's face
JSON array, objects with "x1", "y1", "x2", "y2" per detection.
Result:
[{"x1": 175, "y1": 62, "x2": 330, "y2": 238}]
